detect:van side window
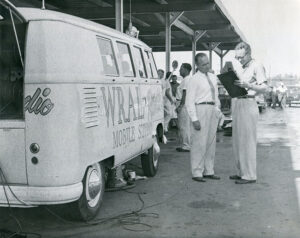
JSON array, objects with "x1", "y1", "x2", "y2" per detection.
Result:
[
  {"x1": 133, "y1": 46, "x2": 147, "y2": 78},
  {"x1": 144, "y1": 51, "x2": 154, "y2": 78},
  {"x1": 97, "y1": 37, "x2": 118, "y2": 76},
  {"x1": 116, "y1": 42, "x2": 135, "y2": 77},
  {"x1": 0, "y1": 6, "x2": 26, "y2": 120},
  {"x1": 149, "y1": 52, "x2": 158, "y2": 78}
]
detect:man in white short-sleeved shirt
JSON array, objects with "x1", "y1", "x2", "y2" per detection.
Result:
[
  {"x1": 175, "y1": 63, "x2": 192, "y2": 152},
  {"x1": 186, "y1": 53, "x2": 221, "y2": 182},
  {"x1": 229, "y1": 42, "x2": 268, "y2": 184}
]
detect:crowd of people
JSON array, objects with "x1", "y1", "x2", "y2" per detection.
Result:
[{"x1": 158, "y1": 41, "x2": 268, "y2": 184}]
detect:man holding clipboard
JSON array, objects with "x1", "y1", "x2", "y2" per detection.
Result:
[{"x1": 219, "y1": 42, "x2": 268, "y2": 184}]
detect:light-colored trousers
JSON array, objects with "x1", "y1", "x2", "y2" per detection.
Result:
[
  {"x1": 177, "y1": 106, "x2": 191, "y2": 150},
  {"x1": 190, "y1": 105, "x2": 219, "y2": 177},
  {"x1": 232, "y1": 98, "x2": 259, "y2": 180}
]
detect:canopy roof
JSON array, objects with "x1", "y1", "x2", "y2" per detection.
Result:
[{"x1": 10, "y1": 0, "x2": 246, "y2": 52}]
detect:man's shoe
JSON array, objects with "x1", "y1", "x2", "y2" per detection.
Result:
[
  {"x1": 176, "y1": 147, "x2": 190, "y2": 152},
  {"x1": 235, "y1": 179, "x2": 256, "y2": 184},
  {"x1": 203, "y1": 175, "x2": 220, "y2": 180},
  {"x1": 192, "y1": 177, "x2": 206, "y2": 182},
  {"x1": 229, "y1": 175, "x2": 241, "y2": 180}
]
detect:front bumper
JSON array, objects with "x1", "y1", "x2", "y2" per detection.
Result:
[{"x1": 0, "y1": 183, "x2": 83, "y2": 207}]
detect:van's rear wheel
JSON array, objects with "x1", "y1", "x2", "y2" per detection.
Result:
[
  {"x1": 73, "y1": 163, "x2": 105, "y2": 221},
  {"x1": 141, "y1": 139, "x2": 160, "y2": 177}
]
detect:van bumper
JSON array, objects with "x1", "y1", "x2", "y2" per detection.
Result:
[{"x1": 0, "y1": 183, "x2": 83, "y2": 207}]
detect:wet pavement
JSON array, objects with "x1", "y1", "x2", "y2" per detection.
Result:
[{"x1": 1, "y1": 107, "x2": 300, "y2": 238}]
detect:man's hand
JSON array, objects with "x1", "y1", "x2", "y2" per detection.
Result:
[
  {"x1": 192, "y1": 120, "x2": 201, "y2": 131},
  {"x1": 234, "y1": 80, "x2": 250, "y2": 89},
  {"x1": 176, "y1": 105, "x2": 182, "y2": 113}
]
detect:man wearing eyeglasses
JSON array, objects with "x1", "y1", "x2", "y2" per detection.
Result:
[{"x1": 230, "y1": 42, "x2": 268, "y2": 184}]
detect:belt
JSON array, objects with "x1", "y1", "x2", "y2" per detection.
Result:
[
  {"x1": 195, "y1": 101, "x2": 215, "y2": 105},
  {"x1": 237, "y1": 95, "x2": 255, "y2": 99}
]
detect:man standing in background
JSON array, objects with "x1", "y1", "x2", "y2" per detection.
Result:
[
  {"x1": 186, "y1": 53, "x2": 221, "y2": 182},
  {"x1": 176, "y1": 63, "x2": 192, "y2": 152},
  {"x1": 158, "y1": 69, "x2": 175, "y2": 132},
  {"x1": 277, "y1": 81, "x2": 288, "y2": 109}
]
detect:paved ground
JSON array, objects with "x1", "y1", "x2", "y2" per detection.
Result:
[{"x1": 1, "y1": 107, "x2": 300, "y2": 238}]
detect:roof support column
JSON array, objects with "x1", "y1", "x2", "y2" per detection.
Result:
[
  {"x1": 165, "y1": 12, "x2": 171, "y2": 73},
  {"x1": 220, "y1": 50, "x2": 223, "y2": 70},
  {"x1": 219, "y1": 50, "x2": 230, "y2": 71},
  {"x1": 192, "y1": 30, "x2": 207, "y2": 74},
  {"x1": 115, "y1": 0, "x2": 123, "y2": 32},
  {"x1": 192, "y1": 39, "x2": 196, "y2": 74},
  {"x1": 209, "y1": 49, "x2": 213, "y2": 69}
]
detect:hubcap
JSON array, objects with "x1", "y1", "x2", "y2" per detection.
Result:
[
  {"x1": 153, "y1": 141, "x2": 160, "y2": 168},
  {"x1": 86, "y1": 167, "x2": 102, "y2": 208}
]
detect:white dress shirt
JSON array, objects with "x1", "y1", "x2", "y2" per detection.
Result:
[
  {"x1": 176, "y1": 75, "x2": 191, "y2": 101},
  {"x1": 234, "y1": 59, "x2": 267, "y2": 96},
  {"x1": 186, "y1": 71, "x2": 220, "y2": 122}
]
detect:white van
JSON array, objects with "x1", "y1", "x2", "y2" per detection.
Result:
[{"x1": 0, "y1": 1, "x2": 164, "y2": 221}]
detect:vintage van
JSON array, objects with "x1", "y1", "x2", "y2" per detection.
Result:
[{"x1": 0, "y1": 1, "x2": 164, "y2": 221}]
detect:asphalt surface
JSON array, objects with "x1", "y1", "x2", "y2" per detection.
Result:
[{"x1": 1, "y1": 107, "x2": 300, "y2": 238}]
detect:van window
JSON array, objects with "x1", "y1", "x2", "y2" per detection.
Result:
[
  {"x1": 116, "y1": 42, "x2": 135, "y2": 77},
  {"x1": 0, "y1": 6, "x2": 26, "y2": 120},
  {"x1": 97, "y1": 37, "x2": 118, "y2": 76},
  {"x1": 133, "y1": 46, "x2": 147, "y2": 78},
  {"x1": 149, "y1": 52, "x2": 158, "y2": 78},
  {"x1": 144, "y1": 51, "x2": 155, "y2": 78}
]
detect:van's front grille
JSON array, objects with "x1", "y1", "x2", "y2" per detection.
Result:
[{"x1": 80, "y1": 87, "x2": 100, "y2": 128}]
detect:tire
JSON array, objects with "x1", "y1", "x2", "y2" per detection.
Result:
[
  {"x1": 70, "y1": 162, "x2": 105, "y2": 221},
  {"x1": 141, "y1": 138, "x2": 160, "y2": 177}
]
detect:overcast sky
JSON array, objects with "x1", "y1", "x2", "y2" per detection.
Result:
[{"x1": 153, "y1": 0, "x2": 300, "y2": 77}]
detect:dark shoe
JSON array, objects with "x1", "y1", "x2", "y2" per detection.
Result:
[
  {"x1": 192, "y1": 177, "x2": 206, "y2": 182},
  {"x1": 203, "y1": 175, "x2": 220, "y2": 180},
  {"x1": 229, "y1": 175, "x2": 241, "y2": 180},
  {"x1": 176, "y1": 147, "x2": 190, "y2": 152},
  {"x1": 235, "y1": 179, "x2": 256, "y2": 184}
]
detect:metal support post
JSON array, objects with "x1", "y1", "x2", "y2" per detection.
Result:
[
  {"x1": 165, "y1": 12, "x2": 171, "y2": 73},
  {"x1": 115, "y1": 0, "x2": 123, "y2": 32}
]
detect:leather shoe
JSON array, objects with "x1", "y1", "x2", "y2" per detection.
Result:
[
  {"x1": 176, "y1": 147, "x2": 190, "y2": 152},
  {"x1": 192, "y1": 177, "x2": 206, "y2": 182},
  {"x1": 229, "y1": 175, "x2": 241, "y2": 180},
  {"x1": 203, "y1": 175, "x2": 220, "y2": 180},
  {"x1": 235, "y1": 179, "x2": 256, "y2": 184}
]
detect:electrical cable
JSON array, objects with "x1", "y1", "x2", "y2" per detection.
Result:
[
  {"x1": 0, "y1": 115, "x2": 218, "y2": 235},
  {"x1": 0, "y1": 167, "x2": 42, "y2": 238}
]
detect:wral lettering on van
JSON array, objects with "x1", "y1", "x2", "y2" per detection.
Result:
[
  {"x1": 99, "y1": 86, "x2": 162, "y2": 149},
  {"x1": 25, "y1": 88, "x2": 54, "y2": 116}
]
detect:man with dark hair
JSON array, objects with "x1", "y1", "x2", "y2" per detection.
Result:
[
  {"x1": 186, "y1": 53, "x2": 221, "y2": 182},
  {"x1": 176, "y1": 63, "x2": 192, "y2": 152}
]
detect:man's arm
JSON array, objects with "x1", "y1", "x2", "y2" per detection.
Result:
[
  {"x1": 186, "y1": 78, "x2": 201, "y2": 130},
  {"x1": 234, "y1": 62, "x2": 268, "y2": 94},
  {"x1": 165, "y1": 88, "x2": 174, "y2": 104}
]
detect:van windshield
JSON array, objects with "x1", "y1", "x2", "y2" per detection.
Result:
[{"x1": 0, "y1": 5, "x2": 26, "y2": 120}]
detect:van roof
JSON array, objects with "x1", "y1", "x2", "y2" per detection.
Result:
[{"x1": 17, "y1": 7, "x2": 151, "y2": 50}]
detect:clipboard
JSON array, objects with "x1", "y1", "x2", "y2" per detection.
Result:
[{"x1": 217, "y1": 71, "x2": 248, "y2": 98}]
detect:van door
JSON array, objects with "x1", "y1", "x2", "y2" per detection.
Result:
[{"x1": 0, "y1": 4, "x2": 27, "y2": 184}]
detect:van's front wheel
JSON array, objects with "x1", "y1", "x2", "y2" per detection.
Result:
[
  {"x1": 74, "y1": 163, "x2": 105, "y2": 221},
  {"x1": 141, "y1": 139, "x2": 160, "y2": 177}
]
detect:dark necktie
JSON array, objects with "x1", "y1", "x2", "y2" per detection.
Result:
[{"x1": 205, "y1": 74, "x2": 215, "y2": 102}]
